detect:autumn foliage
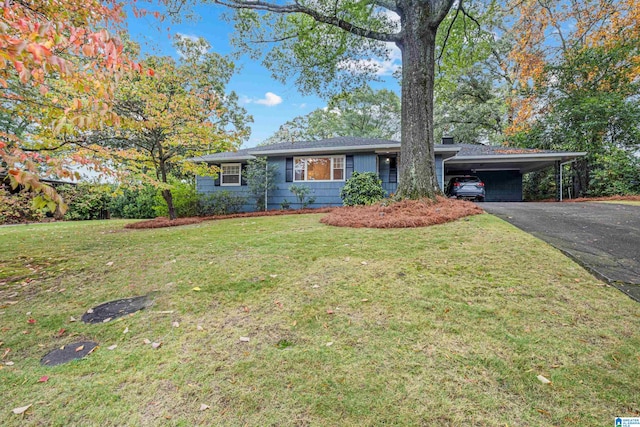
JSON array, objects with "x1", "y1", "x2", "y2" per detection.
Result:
[{"x1": 0, "y1": 0, "x2": 138, "y2": 209}]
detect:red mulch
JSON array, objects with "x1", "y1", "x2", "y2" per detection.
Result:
[
  {"x1": 320, "y1": 197, "x2": 484, "y2": 228},
  {"x1": 564, "y1": 195, "x2": 640, "y2": 202},
  {"x1": 124, "y1": 208, "x2": 334, "y2": 230},
  {"x1": 124, "y1": 217, "x2": 204, "y2": 229},
  {"x1": 125, "y1": 199, "x2": 483, "y2": 230}
]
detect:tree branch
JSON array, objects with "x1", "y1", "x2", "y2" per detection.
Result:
[{"x1": 213, "y1": 0, "x2": 402, "y2": 43}]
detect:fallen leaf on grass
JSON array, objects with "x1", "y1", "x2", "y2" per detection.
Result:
[
  {"x1": 27, "y1": 318, "x2": 35, "y2": 324},
  {"x1": 536, "y1": 408, "x2": 551, "y2": 416},
  {"x1": 69, "y1": 316, "x2": 77, "y2": 322},
  {"x1": 12, "y1": 404, "x2": 32, "y2": 415},
  {"x1": 199, "y1": 404, "x2": 210, "y2": 411},
  {"x1": 172, "y1": 321, "x2": 179, "y2": 328},
  {"x1": 326, "y1": 309, "x2": 334, "y2": 315},
  {"x1": 151, "y1": 342, "x2": 162, "y2": 349},
  {"x1": 197, "y1": 324, "x2": 204, "y2": 331},
  {"x1": 106, "y1": 262, "x2": 114, "y2": 266},
  {"x1": 5, "y1": 361, "x2": 14, "y2": 366},
  {"x1": 143, "y1": 339, "x2": 151, "y2": 345},
  {"x1": 239, "y1": 337, "x2": 250, "y2": 342},
  {"x1": 75, "y1": 345, "x2": 84, "y2": 352},
  {"x1": 360, "y1": 261, "x2": 368, "y2": 265},
  {"x1": 123, "y1": 327, "x2": 129, "y2": 334},
  {"x1": 361, "y1": 299, "x2": 369, "y2": 302},
  {"x1": 269, "y1": 274, "x2": 278, "y2": 278},
  {"x1": 326, "y1": 342, "x2": 334, "y2": 347},
  {"x1": 107, "y1": 345, "x2": 117, "y2": 350},
  {"x1": 55, "y1": 328, "x2": 66, "y2": 338},
  {"x1": 2, "y1": 348, "x2": 10, "y2": 359},
  {"x1": 192, "y1": 287, "x2": 201, "y2": 291},
  {"x1": 38, "y1": 376, "x2": 49, "y2": 383},
  {"x1": 537, "y1": 375, "x2": 551, "y2": 384}
]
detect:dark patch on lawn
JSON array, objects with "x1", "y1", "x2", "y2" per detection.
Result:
[
  {"x1": 321, "y1": 197, "x2": 483, "y2": 228},
  {"x1": 41, "y1": 341, "x2": 98, "y2": 366},
  {"x1": 82, "y1": 295, "x2": 154, "y2": 324}
]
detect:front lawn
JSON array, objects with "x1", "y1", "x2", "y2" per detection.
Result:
[{"x1": 0, "y1": 214, "x2": 638, "y2": 426}]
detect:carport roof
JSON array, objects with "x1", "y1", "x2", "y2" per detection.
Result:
[{"x1": 446, "y1": 144, "x2": 586, "y2": 174}]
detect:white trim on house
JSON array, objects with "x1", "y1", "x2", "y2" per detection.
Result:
[
  {"x1": 293, "y1": 155, "x2": 346, "y2": 182},
  {"x1": 449, "y1": 152, "x2": 587, "y2": 163},
  {"x1": 220, "y1": 163, "x2": 241, "y2": 186}
]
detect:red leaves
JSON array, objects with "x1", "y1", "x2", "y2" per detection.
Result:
[
  {"x1": 38, "y1": 376, "x2": 49, "y2": 383},
  {"x1": 27, "y1": 318, "x2": 36, "y2": 324}
]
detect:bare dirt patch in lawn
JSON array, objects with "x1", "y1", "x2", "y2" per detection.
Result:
[{"x1": 320, "y1": 197, "x2": 483, "y2": 228}]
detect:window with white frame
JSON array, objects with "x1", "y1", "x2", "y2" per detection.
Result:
[
  {"x1": 220, "y1": 163, "x2": 241, "y2": 186},
  {"x1": 293, "y1": 156, "x2": 345, "y2": 181}
]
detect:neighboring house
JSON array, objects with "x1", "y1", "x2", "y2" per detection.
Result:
[{"x1": 191, "y1": 137, "x2": 585, "y2": 210}]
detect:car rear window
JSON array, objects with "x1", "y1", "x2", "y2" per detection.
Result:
[{"x1": 455, "y1": 177, "x2": 481, "y2": 183}]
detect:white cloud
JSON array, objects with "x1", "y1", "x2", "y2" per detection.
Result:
[{"x1": 253, "y1": 92, "x2": 283, "y2": 107}]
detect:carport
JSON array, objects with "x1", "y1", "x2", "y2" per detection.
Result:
[{"x1": 442, "y1": 144, "x2": 586, "y2": 202}]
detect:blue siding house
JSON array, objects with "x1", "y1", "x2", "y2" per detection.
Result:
[{"x1": 191, "y1": 137, "x2": 585, "y2": 210}]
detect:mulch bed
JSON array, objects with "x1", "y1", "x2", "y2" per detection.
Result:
[
  {"x1": 564, "y1": 195, "x2": 640, "y2": 202},
  {"x1": 320, "y1": 197, "x2": 484, "y2": 228},
  {"x1": 124, "y1": 208, "x2": 334, "y2": 230},
  {"x1": 125, "y1": 198, "x2": 483, "y2": 230}
]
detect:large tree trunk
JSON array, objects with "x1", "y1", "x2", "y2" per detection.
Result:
[{"x1": 396, "y1": 7, "x2": 442, "y2": 199}]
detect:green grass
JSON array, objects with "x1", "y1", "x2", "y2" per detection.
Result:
[{"x1": 1, "y1": 214, "x2": 639, "y2": 426}]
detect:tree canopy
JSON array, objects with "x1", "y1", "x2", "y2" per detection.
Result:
[
  {"x1": 262, "y1": 86, "x2": 400, "y2": 145},
  {"x1": 0, "y1": 0, "x2": 139, "y2": 210},
  {"x1": 164, "y1": 0, "x2": 457, "y2": 199},
  {"x1": 90, "y1": 37, "x2": 252, "y2": 219}
]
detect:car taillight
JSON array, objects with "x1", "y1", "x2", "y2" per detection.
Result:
[
  {"x1": 477, "y1": 182, "x2": 484, "y2": 187},
  {"x1": 453, "y1": 182, "x2": 461, "y2": 187}
]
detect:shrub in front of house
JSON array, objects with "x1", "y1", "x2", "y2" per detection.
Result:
[
  {"x1": 340, "y1": 171, "x2": 386, "y2": 206},
  {"x1": 109, "y1": 185, "x2": 158, "y2": 219},
  {"x1": 0, "y1": 188, "x2": 45, "y2": 224},
  {"x1": 197, "y1": 191, "x2": 246, "y2": 216}
]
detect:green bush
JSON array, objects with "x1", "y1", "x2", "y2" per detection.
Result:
[
  {"x1": 288, "y1": 184, "x2": 315, "y2": 208},
  {"x1": 0, "y1": 188, "x2": 45, "y2": 224},
  {"x1": 109, "y1": 185, "x2": 157, "y2": 219},
  {"x1": 340, "y1": 171, "x2": 386, "y2": 206},
  {"x1": 153, "y1": 180, "x2": 199, "y2": 218},
  {"x1": 245, "y1": 157, "x2": 278, "y2": 211},
  {"x1": 589, "y1": 150, "x2": 640, "y2": 197},
  {"x1": 58, "y1": 184, "x2": 111, "y2": 220},
  {"x1": 197, "y1": 191, "x2": 246, "y2": 216}
]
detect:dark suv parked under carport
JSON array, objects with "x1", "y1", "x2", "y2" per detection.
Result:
[{"x1": 445, "y1": 176, "x2": 485, "y2": 201}]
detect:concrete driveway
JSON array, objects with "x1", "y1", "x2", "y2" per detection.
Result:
[{"x1": 482, "y1": 202, "x2": 640, "y2": 301}]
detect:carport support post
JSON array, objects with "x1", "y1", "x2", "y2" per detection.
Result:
[{"x1": 555, "y1": 161, "x2": 562, "y2": 201}]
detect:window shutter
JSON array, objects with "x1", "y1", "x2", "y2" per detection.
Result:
[
  {"x1": 214, "y1": 164, "x2": 220, "y2": 186},
  {"x1": 345, "y1": 155, "x2": 354, "y2": 179},
  {"x1": 285, "y1": 157, "x2": 293, "y2": 182},
  {"x1": 240, "y1": 164, "x2": 247, "y2": 186}
]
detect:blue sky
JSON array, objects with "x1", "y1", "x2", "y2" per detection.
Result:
[{"x1": 124, "y1": 3, "x2": 401, "y2": 148}]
